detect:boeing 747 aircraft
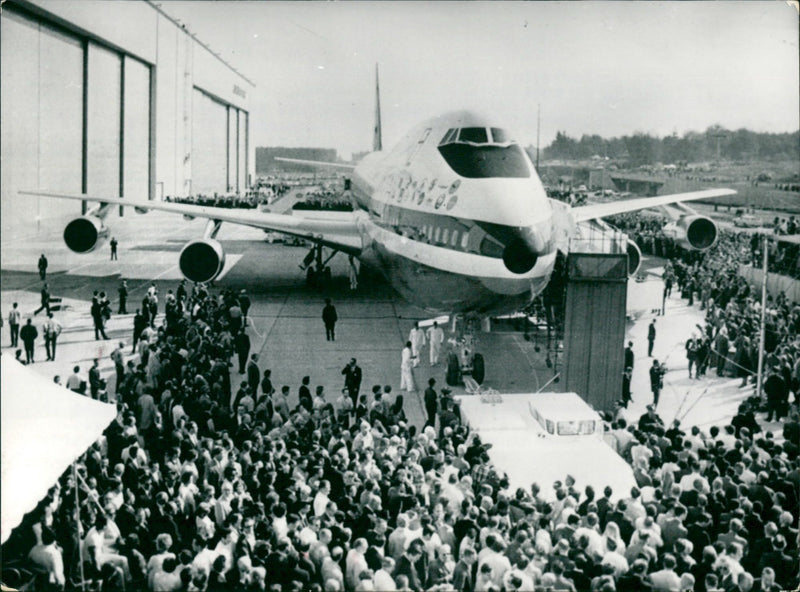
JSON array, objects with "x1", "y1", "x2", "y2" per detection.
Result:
[{"x1": 22, "y1": 71, "x2": 735, "y2": 316}]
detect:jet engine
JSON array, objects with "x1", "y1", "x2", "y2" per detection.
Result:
[
  {"x1": 179, "y1": 239, "x2": 226, "y2": 283},
  {"x1": 63, "y1": 216, "x2": 109, "y2": 253},
  {"x1": 626, "y1": 239, "x2": 642, "y2": 277},
  {"x1": 663, "y1": 214, "x2": 717, "y2": 251}
]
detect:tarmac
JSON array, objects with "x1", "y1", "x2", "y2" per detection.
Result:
[{"x1": 0, "y1": 193, "x2": 783, "y2": 439}]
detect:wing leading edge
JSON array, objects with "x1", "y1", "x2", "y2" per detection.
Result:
[
  {"x1": 19, "y1": 190, "x2": 363, "y2": 255},
  {"x1": 273, "y1": 157, "x2": 356, "y2": 171},
  {"x1": 570, "y1": 188, "x2": 736, "y2": 223}
]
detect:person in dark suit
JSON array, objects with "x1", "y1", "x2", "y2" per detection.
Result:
[
  {"x1": 648, "y1": 320, "x2": 656, "y2": 356},
  {"x1": 89, "y1": 358, "x2": 102, "y2": 399},
  {"x1": 238, "y1": 289, "x2": 251, "y2": 322},
  {"x1": 299, "y1": 376, "x2": 312, "y2": 412},
  {"x1": 118, "y1": 280, "x2": 128, "y2": 314},
  {"x1": 625, "y1": 341, "x2": 635, "y2": 370},
  {"x1": 38, "y1": 253, "x2": 48, "y2": 280},
  {"x1": 246, "y1": 353, "x2": 260, "y2": 392},
  {"x1": 424, "y1": 378, "x2": 438, "y2": 428},
  {"x1": 19, "y1": 318, "x2": 38, "y2": 364},
  {"x1": 649, "y1": 360, "x2": 665, "y2": 406},
  {"x1": 341, "y1": 358, "x2": 362, "y2": 404},
  {"x1": 234, "y1": 329, "x2": 251, "y2": 374},
  {"x1": 91, "y1": 292, "x2": 109, "y2": 340},
  {"x1": 622, "y1": 366, "x2": 633, "y2": 406},
  {"x1": 764, "y1": 368, "x2": 789, "y2": 422},
  {"x1": 132, "y1": 309, "x2": 146, "y2": 353},
  {"x1": 34, "y1": 283, "x2": 51, "y2": 316},
  {"x1": 322, "y1": 298, "x2": 337, "y2": 341},
  {"x1": 452, "y1": 546, "x2": 477, "y2": 592},
  {"x1": 394, "y1": 539, "x2": 425, "y2": 591}
]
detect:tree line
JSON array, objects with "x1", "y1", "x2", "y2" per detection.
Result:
[{"x1": 537, "y1": 126, "x2": 799, "y2": 166}]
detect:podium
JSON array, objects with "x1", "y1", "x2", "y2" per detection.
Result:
[{"x1": 562, "y1": 252, "x2": 628, "y2": 413}]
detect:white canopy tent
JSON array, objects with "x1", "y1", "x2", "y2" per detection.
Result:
[{"x1": 1, "y1": 357, "x2": 117, "y2": 543}]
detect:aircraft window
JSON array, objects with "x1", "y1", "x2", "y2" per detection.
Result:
[
  {"x1": 461, "y1": 232, "x2": 469, "y2": 249},
  {"x1": 545, "y1": 419, "x2": 555, "y2": 435},
  {"x1": 442, "y1": 229, "x2": 450, "y2": 244},
  {"x1": 434, "y1": 227, "x2": 441, "y2": 243},
  {"x1": 491, "y1": 128, "x2": 512, "y2": 143},
  {"x1": 451, "y1": 231, "x2": 459, "y2": 246},
  {"x1": 438, "y1": 143, "x2": 531, "y2": 178},
  {"x1": 440, "y1": 128, "x2": 458, "y2": 145},
  {"x1": 458, "y1": 127, "x2": 489, "y2": 144}
]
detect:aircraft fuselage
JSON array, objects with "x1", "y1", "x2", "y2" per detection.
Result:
[{"x1": 349, "y1": 111, "x2": 559, "y2": 315}]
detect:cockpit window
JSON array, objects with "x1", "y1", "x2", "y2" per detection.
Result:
[
  {"x1": 491, "y1": 128, "x2": 511, "y2": 143},
  {"x1": 438, "y1": 143, "x2": 531, "y2": 178},
  {"x1": 441, "y1": 128, "x2": 458, "y2": 144},
  {"x1": 457, "y1": 127, "x2": 489, "y2": 144},
  {"x1": 438, "y1": 126, "x2": 530, "y2": 178}
]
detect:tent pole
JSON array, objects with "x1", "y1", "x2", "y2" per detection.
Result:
[
  {"x1": 73, "y1": 462, "x2": 86, "y2": 592},
  {"x1": 755, "y1": 233, "x2": 768, "y2": 400}
]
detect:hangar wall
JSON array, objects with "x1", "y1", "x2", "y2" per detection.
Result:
[{"x1": 0, "y1": 0, "x2": 254, "y2": 242}]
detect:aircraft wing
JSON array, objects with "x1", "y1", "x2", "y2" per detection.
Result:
[
  {"x1": 19, "y1": 190, "x2": 363, "y2": 254},
  {"x1": 274, "y1": 157, "x2": 356, "y2": 171},
  {"x1": 570, "y1": 188, "x2": 736, "y2": 222}
]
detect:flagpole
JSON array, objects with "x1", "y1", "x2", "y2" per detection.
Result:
[
  {"x1": 755, "y1": 233, "x2": 768, "y2": 399},
  {"x1": 73, "y1": 462, "x2": 86, "y2": 592}
]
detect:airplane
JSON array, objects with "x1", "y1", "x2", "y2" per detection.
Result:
[{"x1": 21, "y1": 69, "x2": 735, "y2": 320}]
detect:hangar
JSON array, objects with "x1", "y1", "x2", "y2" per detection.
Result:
[{"x1": 0, "y1": 0, "x2": 254, "y2": 243}]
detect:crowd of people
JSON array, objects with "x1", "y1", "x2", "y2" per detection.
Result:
[
  {"x1": 165, "y1": 194, "x2": 264, "y2": 209},
  {"x1": 2, "y1": 267, "x2": 798, "y2": 592},
  {"x1": 608, "y1": 213, "x2": 800, "y2": 279},
  {"x1": 656, "y1": 228, "x2": 800, "y2": 428},
  {"x1": 293, "y1": 188, "x2": 353, "y2": 212}
]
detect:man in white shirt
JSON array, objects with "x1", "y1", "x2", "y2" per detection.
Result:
[
  {"x1": 408, "y1": 323, "x2": 426, "y2": 367},
  {"x1": 373, "y1": 556, "x2": 397, "y2": 591},
  {"x1": 314, "y1": 481, "x2": 332, "y2": 517},
  {"x1": 28, "y1": 527, "x2": 65, "y2": 589},
  {"x1": 66, "y1": 366, "x2": 84, "y2": 392},
  {"x1": 346, "y1": 538, "x2": 370, "y2": 590},
  {"x1": 427, "y1": 321, "x2": 445, "y2": 366},
  {"x1": 649, "y1": 553, "x2": 682, "y2": 592},
  {"x1": 151, "y1": 556, "x2": 182, "y2": 591},
  {"x1": 478, "y1": 536, "x2": 512, "y2": 588},
  {"x1": 8, "y1": 302, "x2": 21, "y2": 347},
  {"x1": 43, "y1": 312, "x2": 62, "y2": 361}
]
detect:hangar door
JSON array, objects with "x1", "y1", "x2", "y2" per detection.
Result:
[
  {"x1": 192, "y1": 89, "x2": 227, "y2": 196},
  {"x1": 0, "y1": 11, "x2": 83, "y2": 236}
]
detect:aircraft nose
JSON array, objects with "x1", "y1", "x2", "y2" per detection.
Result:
[{"x1": 502, "y1": 223, "x2": 552, "y2": 274}]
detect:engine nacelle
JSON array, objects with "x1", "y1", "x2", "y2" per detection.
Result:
[
  {"x1": 663, "y1": 215, "x2": 718, "y2": 251},
  {"x1": 626, "y1": 239, "x2": 642, "y2": 277},
  {"x1": 179, "y1": 239, "x2": 226, "y2": 283},
  {"x1": 63, "y1": 216, "x2": 109, "y2": 253}
]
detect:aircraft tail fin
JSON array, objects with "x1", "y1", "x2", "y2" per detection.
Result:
[{"x1": 373, "y1": 63, "x2": 383, "y2": 151}]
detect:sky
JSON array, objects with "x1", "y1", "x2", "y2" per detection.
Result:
[{"x1": 162, "y1": 1, "x2": 799, "y2": 159}]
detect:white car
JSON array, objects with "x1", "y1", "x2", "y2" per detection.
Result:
[{"x1": 457, "y1": 391, "x2": 637, "y2": 500}]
